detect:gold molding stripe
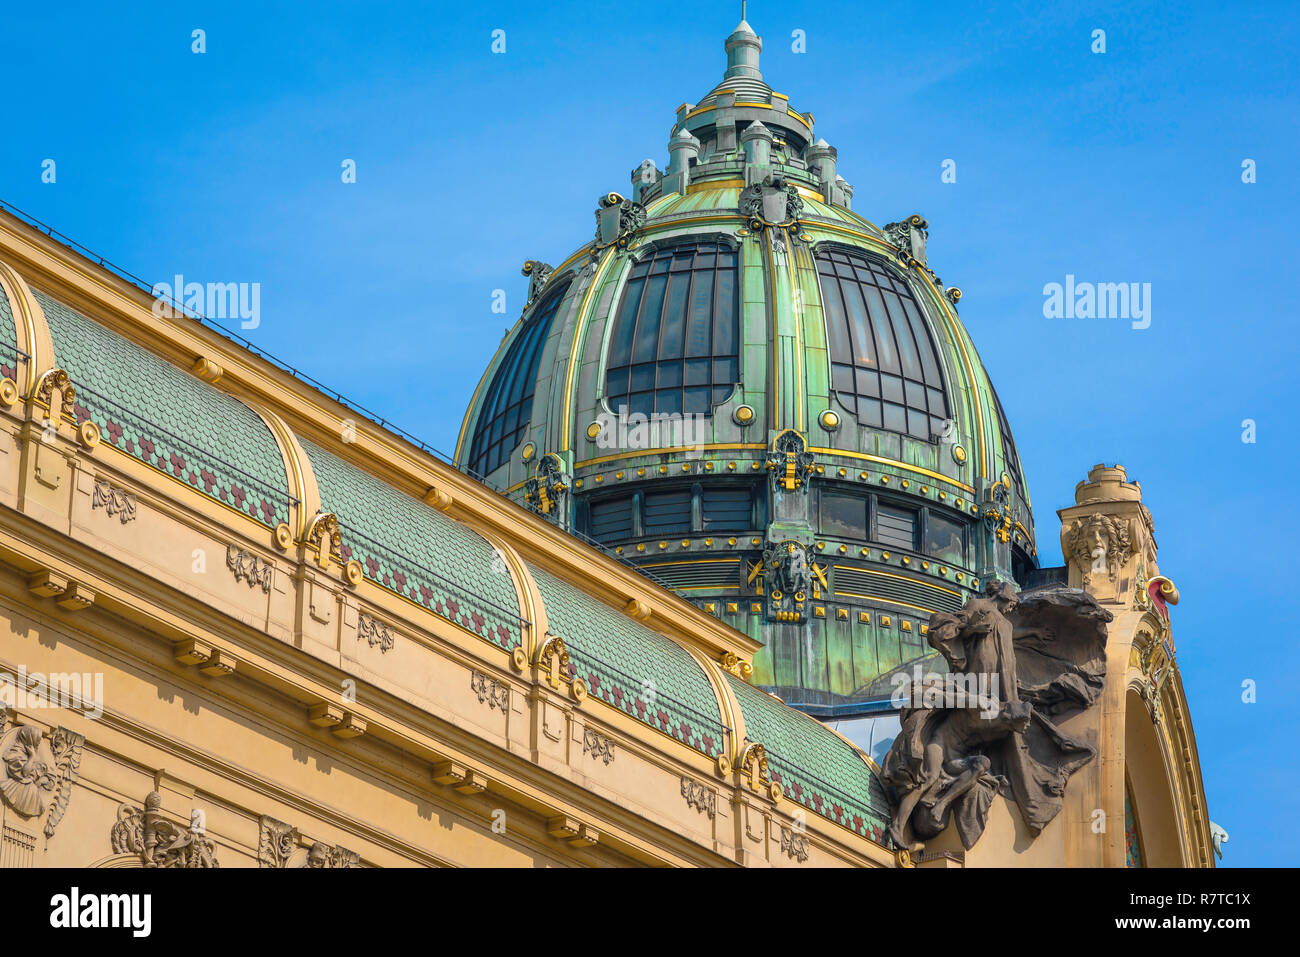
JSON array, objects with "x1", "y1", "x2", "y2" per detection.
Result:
[
  {"x1": 830, "y1": 564, "x2": 963, "y2": 598},
  {"x1": 560, "y1": 247, "x2": 616, "y2": 452},
  {"x1": 573, "y1": 442, "x2": 765, "y2": 470},
  {"x1": 807, "y1": 447, "x2": 974, "y2": 493},
  {"x1": 681, "y1": 102, "x2": 812, "y2": 132},
  {"x1": 635, "y1": 558, "x2": 739, "y2": 568},
  {"x1": 830, "y1": 591, "x2": 938, "y2": 616},
  {"x1": 686, "y1": 178, "x2": 744, "y2": 194}
]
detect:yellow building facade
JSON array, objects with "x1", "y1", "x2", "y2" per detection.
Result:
[
  {"x1": 0, "y1": 207, "x2": 1212, "y2": 868},
  {"x1": 0, "y1": 16, "x2": 1214, "y2": 870}
]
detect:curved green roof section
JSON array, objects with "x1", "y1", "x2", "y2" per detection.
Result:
[
  {"x1": 0, "y1": 282, "x2": 17, "y2": 380},
  {"x1": 37, "y1": 289, "x2": 292, "y2": 528},
  {"x1": 726, "y1": 673, "x2": 892, "y2": 842},
  {"x1": 299, "y1": 436, "x2": 523, "y2": 650},
  {"x1": 528, "y1": 563, "x2": 727, "y2": 757}
]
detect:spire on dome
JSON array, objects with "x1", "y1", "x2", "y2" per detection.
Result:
[{"x1": 724, "y1": 4, "x2": 762, "y2": 80}]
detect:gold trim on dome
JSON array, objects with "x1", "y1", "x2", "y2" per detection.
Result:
[
  {"x1": 832, "y1": 591, "x2": 938, "y2": 616},
  {"x1": 829, "y1": 565, "x2": 962, "y2": 599},
  {"x1": 561, "y1": 247, "x2": 616, "y2": 452},
  {"x1": 574, "y1": 442, "x2": 764, "y2": 469},
  {"x1": 687, "y1": 178, "x2": 744, "y2": 193},
  {"x1": 808, "y1": 447, "x2": 973, "y2": 494}
]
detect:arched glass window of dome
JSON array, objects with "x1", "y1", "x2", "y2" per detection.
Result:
[
  {"x1": 815, "y1": 246, "x2": 950, "y2": 441},
  {"x1": 605, "y1": 242, "x2": 740, "y2": 417},
  {"x1": 467, "y1": 277, "x2": 573, "y2": 477}
]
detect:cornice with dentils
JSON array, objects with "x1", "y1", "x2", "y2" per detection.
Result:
[{"x1": 0, "y1": 210, "x2": 762, "y2": 670}]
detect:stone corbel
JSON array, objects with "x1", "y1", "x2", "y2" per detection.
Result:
[
  {"x1": 432, "y1": 760, "x2": 488, "y2": 795},
  {"x1": 27, "y1": 570, "x2": 95, "y2": 611},
  {"x1": 547, "y1": 815, "x2": 599, "y2": 848},
  {"x1": 174, "y1": 638, "x2": 238, "y2": 677},
  {"x1": 307, "y1": 702, "x2": 367, "y2": 739}
]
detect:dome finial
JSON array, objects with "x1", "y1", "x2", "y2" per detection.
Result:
[{"x1": 725, "y1": 3, "x2": 762, "y2": 79}]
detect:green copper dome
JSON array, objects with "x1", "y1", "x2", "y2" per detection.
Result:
[{"x1": 457, "y1": 17, "x2": 1036, "y2": 713}]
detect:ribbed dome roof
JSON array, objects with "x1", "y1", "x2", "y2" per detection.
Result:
[{"x1": 457, "y1": 17, "x2": 1037, "y2": 713}]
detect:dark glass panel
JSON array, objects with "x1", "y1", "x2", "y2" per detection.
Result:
[
  {"x1": 605, "y1": 242, "x2": 740, "y2": 415},
  {"x1": 815, "y1": 247, "x2": 950, "y2": 441},
  {"x1": 467, "y1": 278, "x2": 572, "y2": 476},
  {"x1": 631, "y1": 274, "x2": 668, "y2": 363},
  {"x1": 925, "y1": 512, "x2": 966, "y2": 565},
  {"x1": 820, "y1": 490, "x2": 867, "y2": 539},
  {"x1": 590, "y1": 497, "x2": 634, "y2": 543}
]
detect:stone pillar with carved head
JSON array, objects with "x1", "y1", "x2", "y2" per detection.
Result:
[{"x1": 1057, "y1": 464, "x2": 1157, "y2": 606}]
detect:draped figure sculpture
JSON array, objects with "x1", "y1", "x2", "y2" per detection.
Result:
[{"x1": 883, "y1": 581, "x2": 1111, "y2": 852}]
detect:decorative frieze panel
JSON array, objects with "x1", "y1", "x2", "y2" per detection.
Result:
[
  {"x1": 0, "y1": 711, "x2": 83, "y2": 838},
  {"x1": 226, "y1": 543, "x2": 273, "y2": 592},
  {"x1": 780, "y1": 825, "x2": 809, "y2": 862},
  {"x1": 259, "y1": 816, "x2": 360, "y2": 868},
  {"x1": 470, "y1": 670, "x2": 509, "y2": 711},
  {"x1": 358, "y1": 613, "x2": 396, "y2": 654},
  {"x1": 91, "y1": 479, "x2": 137, "y2": 523},
  {"x1": 681, "y1": 776, "x2": 716, "y2": 819},
  {"x1": 582, "y1": 727, "x2": 615, "y2": 765},
  {"x1": 110, "y1": 791, "x2": 219, "y2": 868}
]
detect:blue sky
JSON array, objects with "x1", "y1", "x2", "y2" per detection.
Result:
[{"x1": 3, "y1": 0, "x2": 1296, "y2": 865}]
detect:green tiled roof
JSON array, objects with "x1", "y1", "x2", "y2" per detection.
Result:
[
  {"x1": 0, "y1": 283, "x2": 17, "y2": 379},
  {"x1": 37, "y1": 289, "x2": 292, "y2": 527},
  {"x1": 529, "y1": 564, "x2": 727, "y2": 757},
  {"x1": 299, "y1": 436, "x2": 522, "y2": 650},
  {"x1": 727, "y1": 673, "x2": 892, "y2": 842}
]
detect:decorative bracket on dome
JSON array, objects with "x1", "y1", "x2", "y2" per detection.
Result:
[
  {"x1": 885, "y1": 214, "x2": 949, "y2": 293},
  {"x1": 304, "y1": 510, "x2": 343, "y2": 569},
  {"x1": 884, "y1": 214, "x2": 929, "y2": 265},
  {"x1": 740, "y1": 174, "x2": 803, "y2": 231},
  {"x1": 523, "y1": 452, "x2": 568, "y2": 523},
  {"x1": 592, "y1": 192, "x2": 647, "y2": 257},
  {"x1": 982, "y1": 481, "x2": 1013, "y2": 546},
  {"x1": 521, "y1": 260, "x2": 554, "y2": 309},
  {"x1": 765, "y1": 429, "x2": 815, "y2": 492},
  {"x1": 757, "y1": 539, "x2": 827, "y2": 624}
]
